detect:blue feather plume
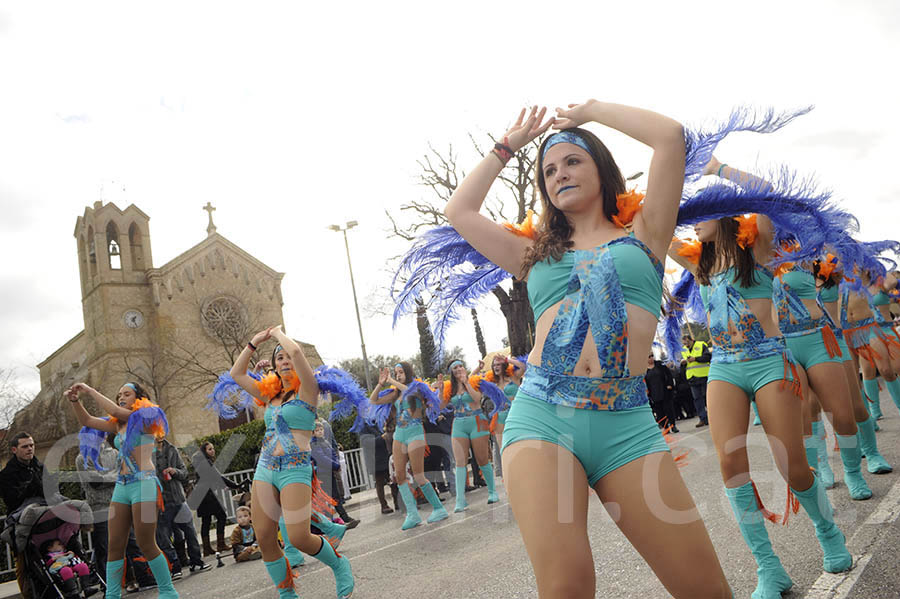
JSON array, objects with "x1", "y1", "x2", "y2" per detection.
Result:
[
  {"x1": 78, "y1": 423, "x2": 110, "y2": 471},
  {"x1": 365, "y1": 402, "x2": 393, "y2": 431},
  {"x1": 401, "y1": 380, "x2": 442, "y2": 423},
  {"x1": 660, "y1": 270, "x2": 702, "y2": 365},
  {"x1": 683, "y1": 106, "x2": 813, "y2": 183},
  {"x1": 121, "y1": 406, "x2": 169, "y2": 458},
  {"x1": 205, "y1": 371, "x2": 261, "y2": 420},
  {"x1": 676, "y1": 166, "x2": 857, "y2": 266},
  {"x1": 478, "y1": 379, "x2": 509, "y2": 418},
  {"x1": 317, "y1": 365, "x2": 369, "y2": 433}
]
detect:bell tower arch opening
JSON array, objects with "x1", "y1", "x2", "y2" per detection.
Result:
[{"x1": 106, "y1": 221, "x2": 121, "y2": 270}]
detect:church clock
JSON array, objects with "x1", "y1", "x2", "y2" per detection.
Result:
[{"x1": 123, "y1": 309, "x2": 144, "y2": 329}]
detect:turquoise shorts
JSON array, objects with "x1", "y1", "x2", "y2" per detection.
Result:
[
  {"x1": 394, "y1": 422, "x2": 426, "y2": 446},
  {"x1": 110, "y1": 475, "x2": 161, "y2": 506},
  {"x1": 708, "y1": 352, "x2": 794, "y2": 397},
  {"x1": 837, "y1": 336, "x2": 851, "y2": 361},
  {"x1": 254, "y1": 452, "x2": 313, "y2": 491},
  {"x1": 500, "y1": 391, "x2": 669, "y2": 486},
  {"x1": 785, "y1": 328, "x2": 843, "y2": 370},
  {"x1": 451, "y1": 415, "x2": 491, "y2": 440}
]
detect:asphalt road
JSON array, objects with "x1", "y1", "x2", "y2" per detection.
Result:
[{"x1": 130, "y1": 408, "x2": 900, "y2": 599}]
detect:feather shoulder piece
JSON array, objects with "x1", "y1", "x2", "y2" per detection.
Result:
[
  {"x1": 402, "y1": 380, "x2": 442, "y2": 423},
  {"x1": 660, "y1": 269, "x2": 705, "y2": 363},
  {"x1": 206, "y1": 371, "x2": 261, "y2": 419},
  {"x1": 501, "y1": 210, "x2": 537, "y2": 240},
  {"x1": 476, "y1": 378, "x2": 509, "y2": 418},
  {"x1": 734, "y1": 215, "x2": 759, "y2": 250},
  {"x1": 121, "y1": 398, "x2": 169, "y2": 458},
  {"x1": 78, "y1": 420, "x2": 111, "y2": 471},
  {"x1": 316, "y1": 366, "x2": 368, "y2": 433},
  {"x1": 612, "y1": 190, "x2": 644, "y2": 229},
  {"x1": 675, "y1": 237, "x2": 702, "y2": 265},
  {"x1": 683, "y1": 106, "x2": 813, "y2": 183}
]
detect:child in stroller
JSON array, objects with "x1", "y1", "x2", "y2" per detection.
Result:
[
  {"x1": 3, "y1": 500, "x2": 104, "y2": 599},
  {"x1": 40, "y1": 538, "x2": 98, "y2": 598}
]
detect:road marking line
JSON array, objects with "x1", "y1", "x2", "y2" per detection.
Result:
[
  {"x1": 233, "y1": 499, "x2": 512, "y2": 599},
  {"x1": 804, "y1": 477, "x2": 900, "y2": 598}
]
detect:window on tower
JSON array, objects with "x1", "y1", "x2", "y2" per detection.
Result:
[{"x1": 106, "y1": 221, "x2": 121, "y2": 270}]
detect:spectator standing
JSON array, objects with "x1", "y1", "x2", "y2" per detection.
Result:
[
  {"x1": 155, "y1": 436, "x2": 211, "y2": 574},
  {"x1": 681, "y1": 333, "x2": 712, "y2": 427},
  {"x1": 191, "y1": 441, "x2": 240, "y2": 556},
  {"x1": 644, "y1": 354, "x2": 679, "y2": 433},
  {"x1": 1, "y1": 433, "x2": 45, "y2": 599},
  {"x1": 75, "y1": 434, "x2": 118, "y2": 583}
]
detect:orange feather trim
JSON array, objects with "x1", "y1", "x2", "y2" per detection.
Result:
[
  {"x1": 254, "y1": 371, "x2": 302, "y2": 406},
  {"x1": 750, "y1": 480, "x2": 782, "y2": 524},
  {"x1": 659, "y1": 419, "x2": 689, "y2": 467},
  {"x1": 817, "y1": 253, "x2": 839, "y2": 281},
  {"x1": 483, "y1": 364, "x2": 514, "y2": 383},
  {"x1": 442, "y1": 381, "x2": 452, "y2": 402},
  {"x1": 780, "y1": 354, "x2": 802, "y2": 398},
  {"x1": 502, "y1": 210, "x2": 537, "y2": 240},
  {"x1": 275, "y1": 556, "x2": 295, "y2": 591},
  {"x1": 675, "y1": 237, "x2": 702, "y2": 265},
  {"x1": 311, "y1": 471, "x2": 337, "y2": 517},
  {"x1": 734, "y1": 214, "x2": 758, "y2": 250},
  {"x1": 611, "y1": 189, "x2": 644, "y2": 229},
  {"x1": 822, "y1": 326, "x2": 842, "y2": 359}
]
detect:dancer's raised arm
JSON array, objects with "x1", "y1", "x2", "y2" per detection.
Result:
[
  {"x1": 230, "y1": 327, "x2": 272, "y2": 402},
  {"x1": 444, "y1": 106, "x2": 555, "y2": 278},
  {"x1": 66, "y1": 386, "x2": 118, "y2": 433},
  {"x1": 554, "y1": 100, "x2": 685, "y2": 259},
  {"x1": 704, "y1": 156, "x2": 775, "y2": 261},
  {"x1": 68, "y1": 383, "x2": 132, "y2": 423},
  {"x1": 269, "y1": 325, "x2": 319, "y2": 403}
]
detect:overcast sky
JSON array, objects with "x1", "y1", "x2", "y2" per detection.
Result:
[{"x1": 1, "y1": 1, "x2": 898, "y2": 396}]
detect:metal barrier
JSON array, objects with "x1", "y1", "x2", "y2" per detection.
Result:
[{"x1": 342, "y1": 447, "x2": 372, "y2": 493}]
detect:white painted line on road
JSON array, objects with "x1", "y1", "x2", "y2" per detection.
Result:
[
  {"x1": 233, "y1": 499, "x2": 512, "y2": 599},
  {"x1": 803, "y1": 477, "x2": 900, "y2": 599}
]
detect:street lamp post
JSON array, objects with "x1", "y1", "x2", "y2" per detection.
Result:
[{"x1": 329, "y1": 221, "x2": 373, "y2": 392}]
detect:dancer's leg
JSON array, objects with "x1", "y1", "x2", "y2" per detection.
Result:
[
  {"x1": 471, "y1": 433, "x2": 498, "y2": 503},
  {"x1": 251, "y1": 479, "x2": 296, "y2": 598},
  {"x1": 132, "y1": 498, "x2": 177, "y2": 598},
  {"x1": 105, "y1": 502, "x2": 133, "y2": 599},
  {"x1": 452, "y1": 435, "x2": 472, "y2": 512}
]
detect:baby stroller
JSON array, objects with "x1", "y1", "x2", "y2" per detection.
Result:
[{"x1": 1, "y1": 499, "x2": 104, "y2": 599}]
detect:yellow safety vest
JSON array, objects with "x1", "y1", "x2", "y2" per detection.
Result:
[{"x1": 682, "y1": 341, "x2": 710, "y2": 380}]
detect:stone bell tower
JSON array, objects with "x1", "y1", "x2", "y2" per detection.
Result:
[{"x1": 73, "y1": 201, "x2": 155, "y2": 387}]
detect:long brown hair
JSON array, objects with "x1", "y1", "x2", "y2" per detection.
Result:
[
  {"x1": 522, "y1": 128, "x2": 625, "y2": 273},
  {"x1": 696, "y1": 217, "x2": 758, "y2": 287}
]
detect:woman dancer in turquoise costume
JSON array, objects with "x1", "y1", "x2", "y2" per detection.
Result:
[
  {"x1": 68, "y1": 381, "x2": 178, "y2": 599},
  {"x1": 814, "y1": 257, "x2": 892, "y2": 478},
  {"x1": 868, "y1": 270, "x2": 900, "y2": 417},
  {"x1": 669, "y1": 157, "x2": 853, "y2": 599},
  {"x1": 368, "y1": 363, "x2": 449, "y2": 529},
  {"x1": 229, "y1": 326, "x2": 354, "y2": 599},
  {"x1": 438, "y1": 360, "x2": 501, "y2": 512},
  {"x1": 445, "y1": 103, "x2": 730, "y2": 598},
  {"x1": 484, "y1": 354, "x2": 525, "y2": 457}
]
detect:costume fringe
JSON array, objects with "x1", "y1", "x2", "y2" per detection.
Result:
[
  {"x1": 78, "y1": 424, "x2": 109, "y2": 471},
  {"x1": 822, "y1": 326, "x2": 842, "y2": 359},
  {"x1": 750, "y1": 480, "x2": 782, "y2": 524},
  {"x1": 780, "y1": 353, "x2": 803, "y2": 398},
  {"x1": 275, "y1": 556, "x2": 295, "y2": 591},
  {"x1": 311, "y1": 471, "x2": 337, "y2": 518},
  {"x1": 659, "y1": 420, "x2": 689, "y2": 467},
  {"x1": 121, "y1": 400, "x2": 169, "y2": 458}
]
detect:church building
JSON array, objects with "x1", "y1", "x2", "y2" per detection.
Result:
[{"x1": 11, "y1": 200, "x2": 322, "y2": 461}]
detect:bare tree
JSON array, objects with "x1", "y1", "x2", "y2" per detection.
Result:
[
  {"x1": 387, "y1": 136, "x2": 540, "y2": 357},
  {"x1": 0, "y1": 366, "x2": 29, "y2": 437}
]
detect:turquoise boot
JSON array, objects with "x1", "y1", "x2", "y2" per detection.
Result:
[
  {"x1": 792, "y1": 477, "x2": 853, "y2": 573},
  {"x1": 752, "y1": 401, "x2": 762, "y2": 426},
  {"x1": 885, "y1": 378, "x2": 900, "y2": 413},
  {"x1": 725, "y1": 483, "x2": 792, "y2": 599},
  {"x1": 836, "y1": 433, "x2": 872, "y2": 500},
  {"x1": 312, "y1": 510, "x2": 348, "y2": 550},
  {"x1": 279, "y1": 517, "x2": 305, "y2": 567},
  {"x1": 857, "y1": 416, "x2": 892, "y2": 474},
  {"x1": 804, "y1": 436, "x2": 818, "y2": 473},
  {"x1": 146, "y1": 553, "x2": 179, "y2": 599},
  {"x1": 419, "y1": 482, "x2": 449, "y2": 523},
  {"x1": 105, "y1": 558, "x2": 124, "y2": 599},
  {"x1": 862, "y1": 378, "x2": 883, "y2": 427},
  {"x1": 454, "y1": 466, "x2": 468, "y2": 512},
  {"x1": 811, "y1": 420, "x2": 835, "y2": 489},
  {"x1": 480, "y1": 463, "x2": 499, "y2": 504},
  {"x1": 397, "y1": 483, "x2": 422, "y2": 530},
  {"x1": 312, "y1": 537, "x2": 354, "y2": 599},
  {"x1": 263, "y1": 557, "x2": 298, "y2": 598}
]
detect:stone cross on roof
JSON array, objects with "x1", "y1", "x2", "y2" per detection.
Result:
[{"x1": 203, "y1": 202, "x2": 216, "y2": 236}]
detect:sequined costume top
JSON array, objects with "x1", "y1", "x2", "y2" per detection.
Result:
[
  {"x1": 520, "y1": 234, "x2": 664, "y2": 411},
  {"x1": 450, "y1": 392, "x2": 480, "y2": 418},
  {"x1": 699, "y1": 263, "x2": 789, "y2": 363},
  {"x1": 394, "y1": 394, "x2": 422, "y2": 428},
  {"x1": 113, "y1": 432, "x2": 157, "y2": 485},
  {"x1": 773, "y1": 267, "x2": 833, "y2": 336},
  {"x1": 258, "y1": 396, "x2": 316, "y2": 471}
]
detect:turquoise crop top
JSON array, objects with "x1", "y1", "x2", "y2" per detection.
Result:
[
  {"x1": 503, "y1": 382, "x2": 519, "y2": 399},
  {"x1": 450, "y1": 392, "x2": 477, "y2": 416},
  {"x1": 818, "y1": 285, "x2": 839, "y2": 303},
  {"x1": 263, "y1": 396, "x2": 316, "y2": 431},
  {"x1": 700, "y1": 265, "x2": 774, "y2": 307},
  {"x1": 113, "y1": 432, "x2": 154, "y2": 449},
  {"x1": 872, "y1": 291, "x2": 890, "y2": 306},
  {"x1": 528, "y1": 235, "x2": 663, "y2": 323},
  {"x1": 780, "y1": 269, "x2": 818, "y2": 299}
]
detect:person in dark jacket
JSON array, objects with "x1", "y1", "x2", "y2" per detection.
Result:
[
  {"x1": 311, "y1": 421, "x2": 358, "y2": 527},
  {"x1": 191, "y1": 441, "x2": 240, "y2": 556},
  {"x1": 645, "y1": 355, "x2": 679, "y2": 433},
  {"x1": 155, "y1": 436, "x2": 211, "y2": 574},
  {"x1": 359, "y1": 416, "x2": 398, "y2": 514},
  {"x1": 673, "y1": 362, "x2": 696, "y2": 420},
  {"x1": 1, "y1": 432, "x2": 45, "y2": 599}
]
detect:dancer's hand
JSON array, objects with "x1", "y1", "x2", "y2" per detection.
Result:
[
  {"x1": 378, "y1": 368, "x2": 390, "y2": 386},
  {"x1": 69, "y1": 382, "x2": 93, "y2": 396},
  {"x1": 553, "y1": 99, "x2": 600, "y2": 130},
  {"x1": 702, "y1": 155, "x2": 723, "y2": 177},
  {"x1": 250, "y1": 328, "x2": 271, "y2": 346},
  {"x1": 472, "y1": 360, "x2": 484, "y2": 376},
  {"x1": 436, "y1": 374, "x2": 444, "y2": 390},
  {"x1": 504, "y1": 106, "x2": 555, "y2": 153}
]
